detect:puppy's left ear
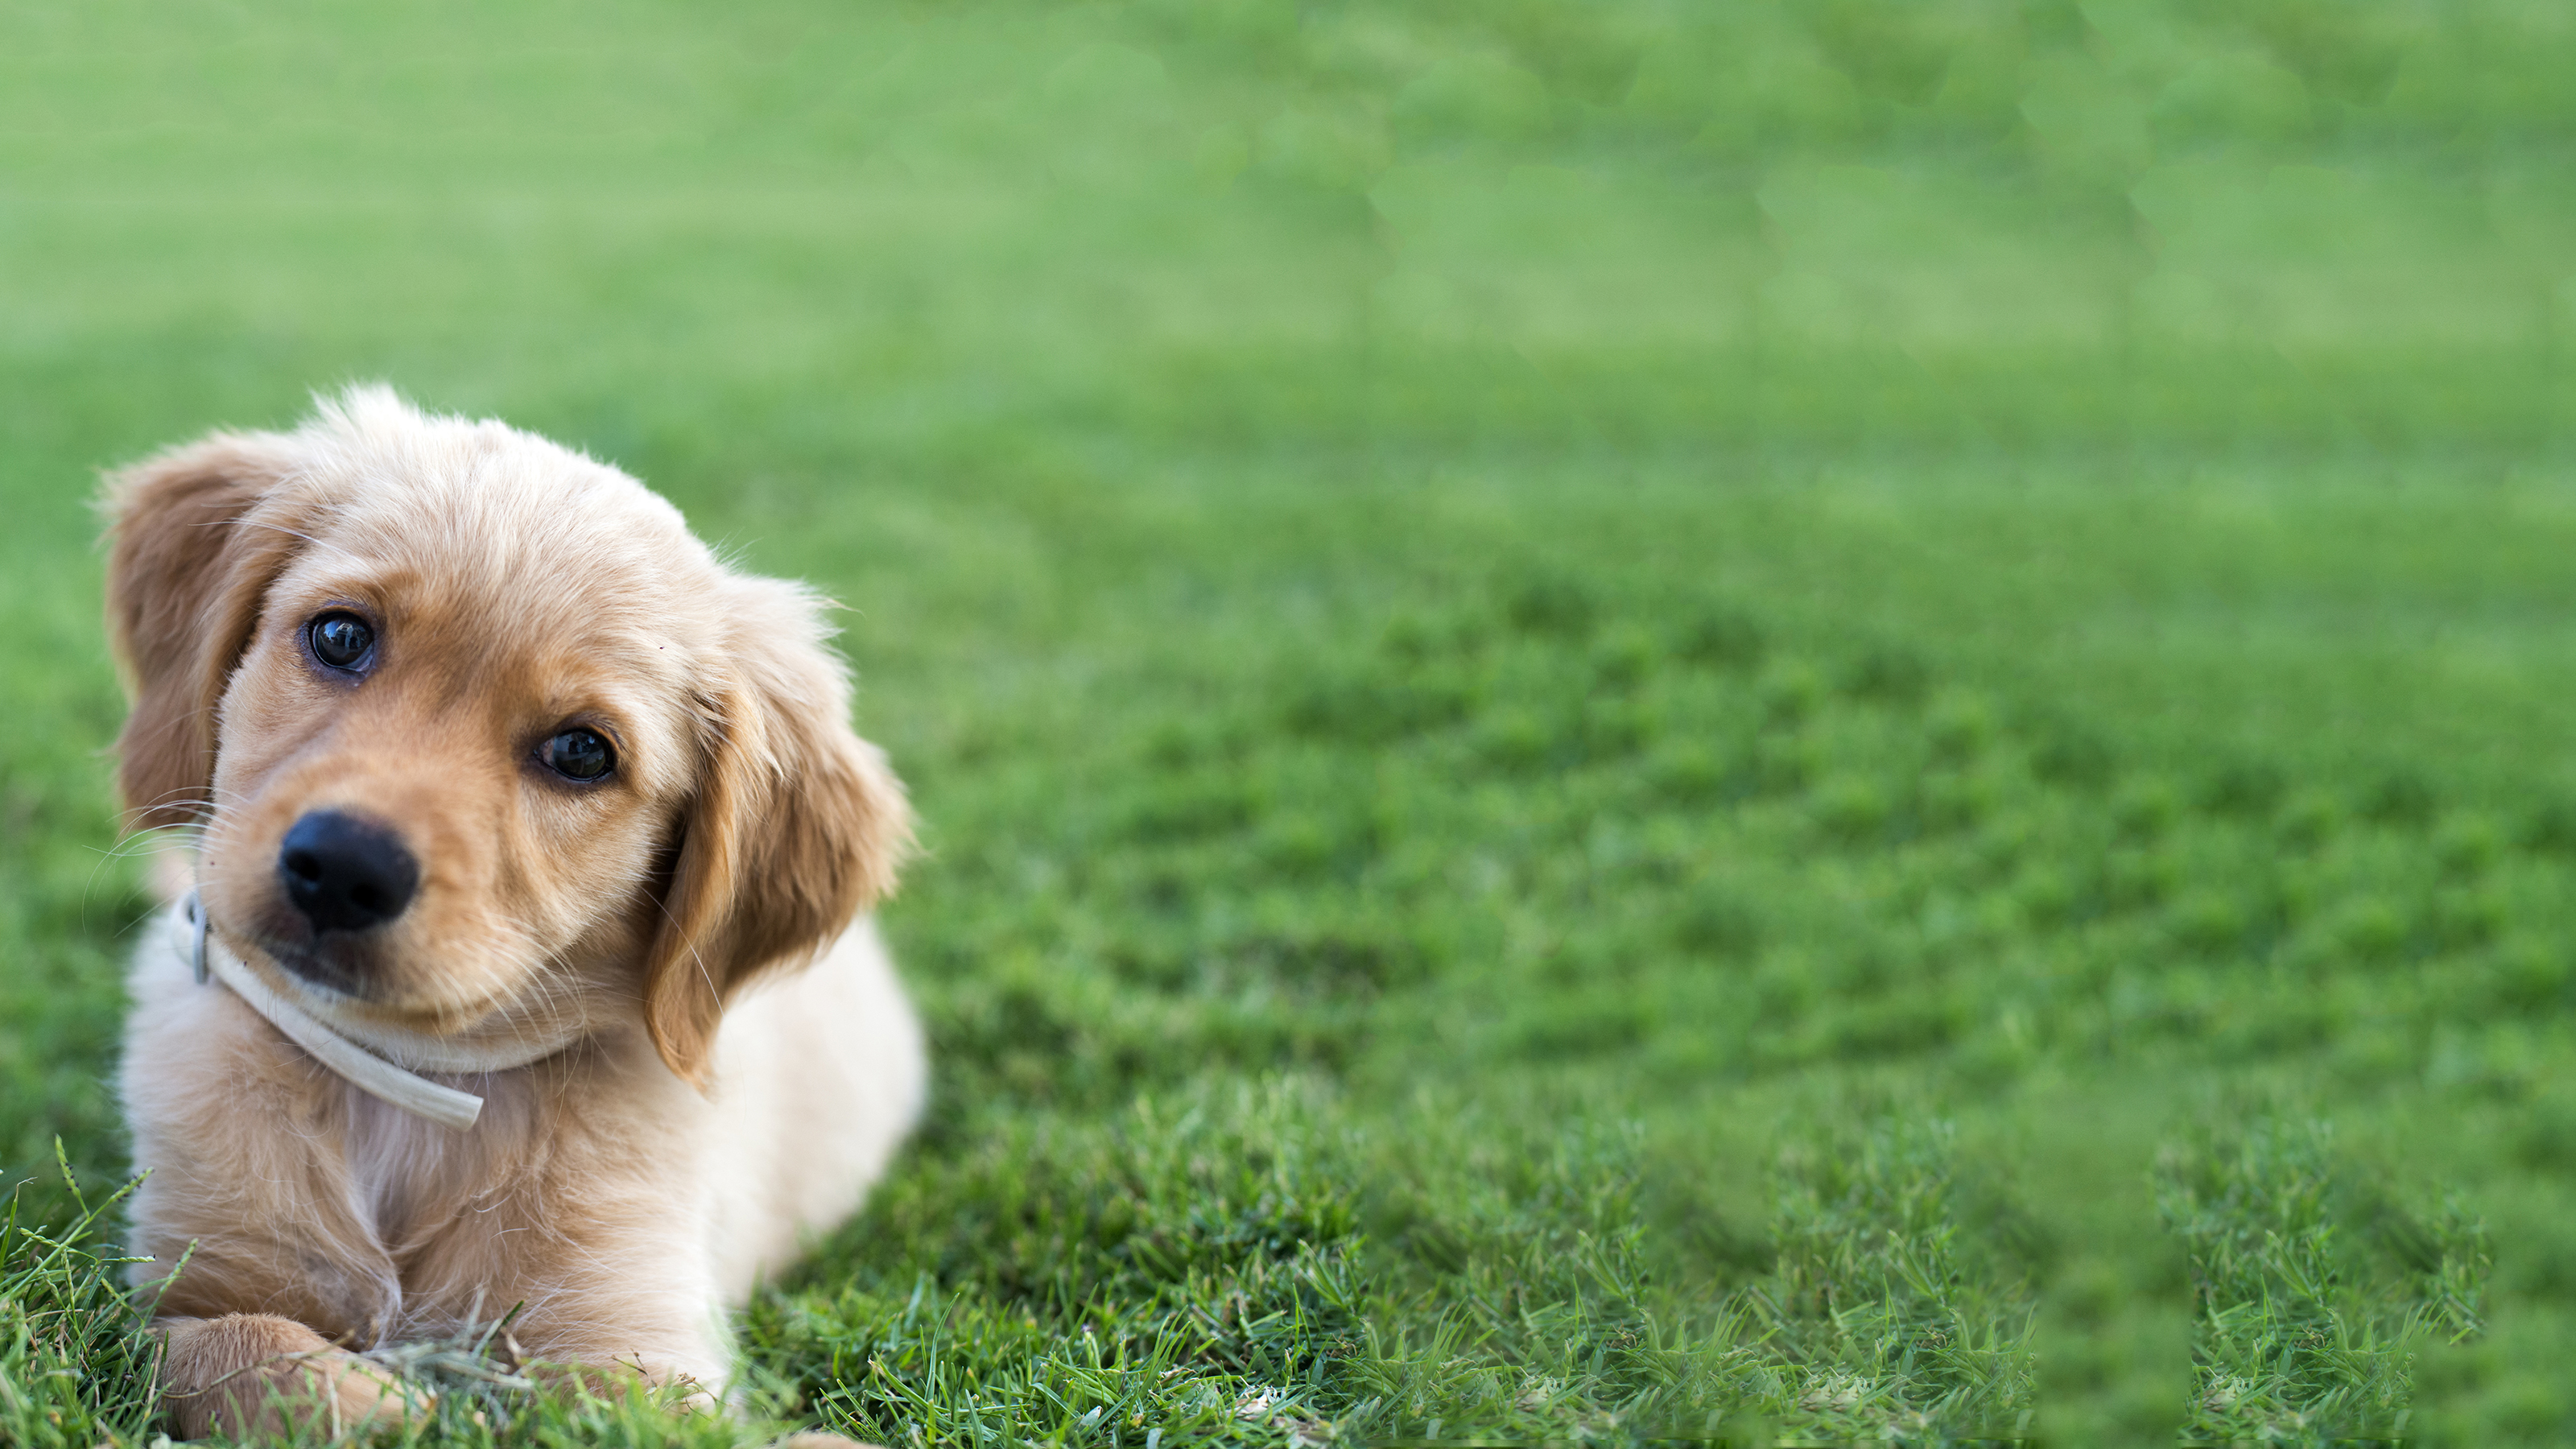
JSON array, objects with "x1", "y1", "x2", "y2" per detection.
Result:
[
  {"x1": 101, "y1": 428, "x2": 315, "y2": 829},
  {"x1": 643, "y1": 576, "x2": 912, "y2": 1090}
]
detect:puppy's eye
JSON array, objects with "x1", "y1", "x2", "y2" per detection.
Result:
[
  {"x1": 308, "y1": 612, "x2": 375, "y2": 671},
  {"x1": 544, "y1": 728, "x2": 616, "y2": 782}
]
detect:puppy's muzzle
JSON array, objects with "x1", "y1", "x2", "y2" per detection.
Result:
[{"x1": 279, "y1": 810, "x2": 419, "y2": 934}]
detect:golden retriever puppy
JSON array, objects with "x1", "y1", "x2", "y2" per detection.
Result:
[{"x1": 105, "y1": 388, "x2": 924, "y2": 1439}]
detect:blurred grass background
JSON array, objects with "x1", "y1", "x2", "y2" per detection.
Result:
[{"x1": 5, "y1": 0, "x2": 2576, "y2": 1443}]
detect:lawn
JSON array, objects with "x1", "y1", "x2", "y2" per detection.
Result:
[{"x1": 3, "y1": 1, "x2": 2574, "y2": 1443}]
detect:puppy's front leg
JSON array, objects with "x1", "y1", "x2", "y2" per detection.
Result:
[{"x1": 155, "y1": 1314, "x2": 425, "y2": 1441}]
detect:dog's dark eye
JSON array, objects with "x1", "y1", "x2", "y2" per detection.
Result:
[
  {"x1": 544, "y1": 728, "x2": 615, "y2": 782},
  {"x1": 308, "y1": 612, "x2": 375, "y2": 671}
]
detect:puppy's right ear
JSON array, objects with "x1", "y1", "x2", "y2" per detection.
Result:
[{"x1": 102, "y1": 431, "x2": 311, "y2": 829}]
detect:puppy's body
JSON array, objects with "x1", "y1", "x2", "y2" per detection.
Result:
[
  {"x1": 122, "y1": 912, "x2": 922, "y2": 1380},
  {"x1": 105, "y1": 390, "x2": 921, "y2": 1437},
  {"x1": 705, "y1": 919, "x2": 924, "y2": 1299}
]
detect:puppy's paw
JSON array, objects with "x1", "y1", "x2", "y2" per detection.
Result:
[{"x1": 156, "y1": 1313, "x2": 430, "y2": 1440}]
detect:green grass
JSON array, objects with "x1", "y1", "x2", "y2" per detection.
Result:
[{"x1": 6, "y1": 0, "x2": 2576, "y2": 1443}]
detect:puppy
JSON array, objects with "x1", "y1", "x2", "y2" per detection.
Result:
[{"x1": 104, "y1": 388, "x2": 923, "y2": 1439}]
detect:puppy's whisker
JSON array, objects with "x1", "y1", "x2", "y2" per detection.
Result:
[{"x1": 113, "y1": 780, "x2": 258, "y2": 832}]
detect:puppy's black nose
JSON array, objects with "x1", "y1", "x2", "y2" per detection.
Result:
[{"x1": 278, "y1": 810, "x2": 419, "y2": 933}]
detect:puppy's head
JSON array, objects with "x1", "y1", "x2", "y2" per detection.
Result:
[{"x1": 104, "y1": 387, "x2": 909, "y2": 1087}]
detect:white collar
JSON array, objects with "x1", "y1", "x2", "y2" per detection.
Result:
[{"x1": 179, "y1": 891, "x2": 566, "y2": 1133}]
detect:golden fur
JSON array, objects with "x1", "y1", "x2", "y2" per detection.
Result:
[{"x1": 105, "y1": 389, "x2": 924, "y2": 1439}]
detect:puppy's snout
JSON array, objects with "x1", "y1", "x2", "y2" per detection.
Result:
[{"x1": 278, "y1": 810, "x2": 419, "y2": 933}]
